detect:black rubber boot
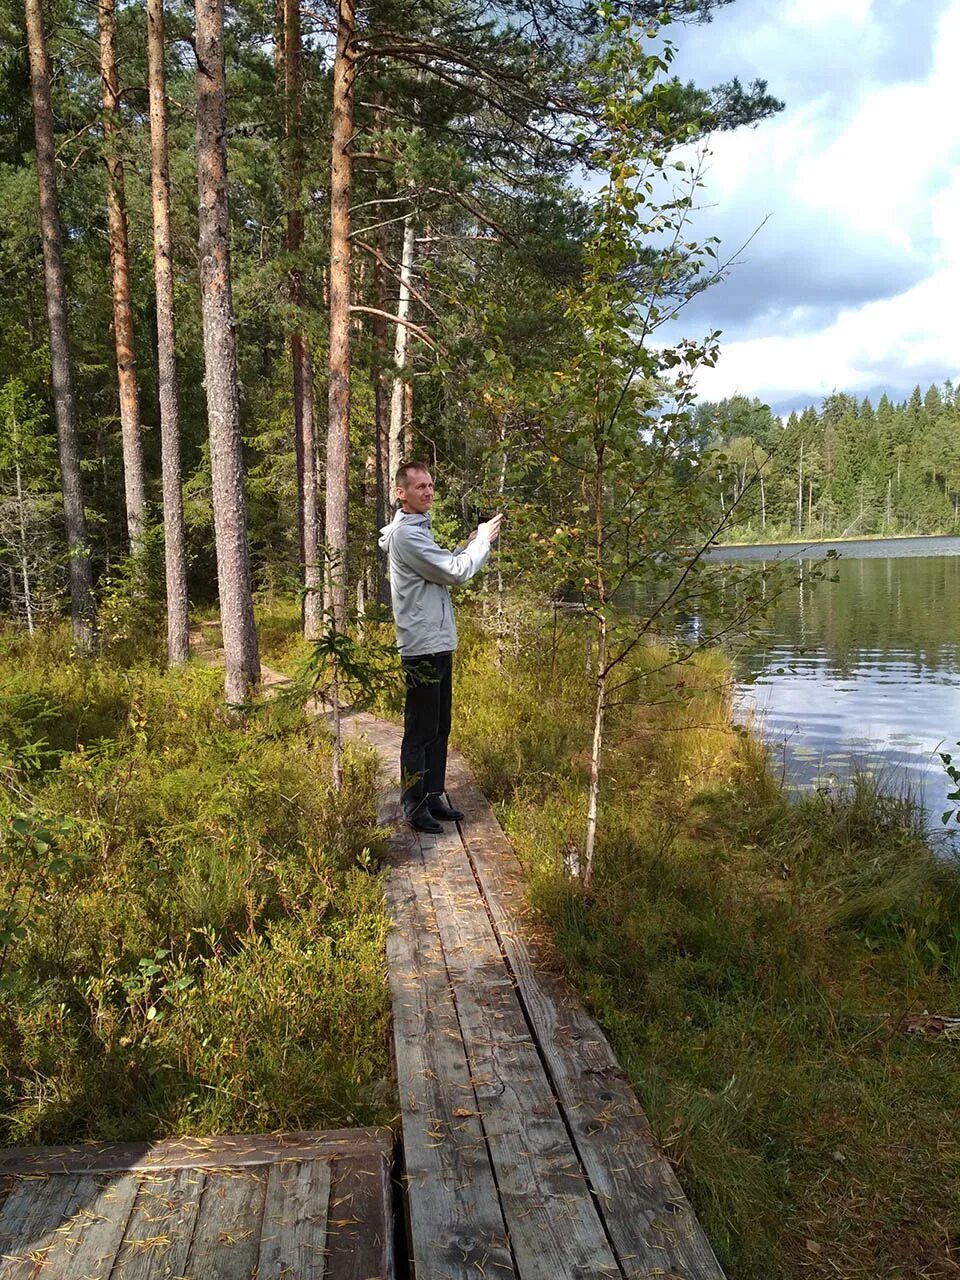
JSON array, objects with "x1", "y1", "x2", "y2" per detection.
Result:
[
  {"x1": 428, "y1": 798, "x2": 465, "y2": 822},
  {"x1": 406, "y1": 806, "x2": 444, "y2": 834}
]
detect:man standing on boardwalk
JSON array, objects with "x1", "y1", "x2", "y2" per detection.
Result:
[{"x1": 379, "y1": 462, "x2": 502, "y2": 833}]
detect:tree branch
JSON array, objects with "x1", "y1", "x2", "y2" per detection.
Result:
[{"x1": 349, "y1": 305, "x2": 437, "y2": 348}]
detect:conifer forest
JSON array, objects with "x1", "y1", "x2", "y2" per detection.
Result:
[{"x1": 0, "y1": 0, "x2": 785, "y2": 688}]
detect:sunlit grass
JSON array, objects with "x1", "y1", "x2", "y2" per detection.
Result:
[
  {"x1": 0, "y1": 622, "x2": 392, "y2": 1144},
  {"x1": 453, "y1": 617, "x2": 960, "y2": 1280}
]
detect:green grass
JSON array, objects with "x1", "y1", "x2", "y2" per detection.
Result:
[
  {"x1": 0, "y1": 624, "x2": 393, "y2": 1145},
  {"x1": 452, "y1": 619, "x2": 960, "y2": 1280},
  {"x1": 255, "y1": 595, "x2": 313, "y2": 672}
]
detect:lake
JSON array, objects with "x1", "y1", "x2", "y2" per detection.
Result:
[{"x1": 708, "y1": 535, "x2": 960, "y2": 837}]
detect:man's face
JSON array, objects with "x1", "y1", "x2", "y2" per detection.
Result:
[{"x1": 397, "y1": 469, "x2": 434, "y2": 514}]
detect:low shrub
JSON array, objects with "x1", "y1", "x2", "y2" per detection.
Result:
[{"x1": 0, "y1": 627, "x2": 392, "y2": 1144}]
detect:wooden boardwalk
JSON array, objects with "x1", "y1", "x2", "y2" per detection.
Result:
[
  {"x1": 0, "y1": 1128, "x2": 393, "y2": 1279},
  {"x1": 344, "y1": 713, "x2": 726, "y2": 1280},
  {"x1": 10, "y1": 635, "x2": 722, "y2": 1279}
]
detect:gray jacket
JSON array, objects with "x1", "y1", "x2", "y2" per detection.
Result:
[{"x1": 378, "y1": 510, "x2": 490, "y2": 657}]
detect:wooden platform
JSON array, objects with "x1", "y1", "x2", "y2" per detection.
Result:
[
  {"x1": 0, "y1": 1128, "x2": 394, "y2": 1279},
  {"x1": 344, "y1": 712, "x2": 726, "y2": 1280}
]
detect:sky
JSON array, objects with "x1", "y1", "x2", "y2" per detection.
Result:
[{"x1": 662, "y1": 0, "x2": 960, "y2": 416}]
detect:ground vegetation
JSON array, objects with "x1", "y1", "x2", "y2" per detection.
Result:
[{"x1": 0, "y1": 622, "x2": 391, "y2": 1144}]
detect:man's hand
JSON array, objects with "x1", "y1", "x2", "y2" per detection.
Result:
[{"x1": 478, "y1": 513, "x2": 503, "y2": 545}]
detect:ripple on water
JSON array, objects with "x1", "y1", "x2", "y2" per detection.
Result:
[{"x1": 725, "y1": 545, "x2": 960, "y2": 832}]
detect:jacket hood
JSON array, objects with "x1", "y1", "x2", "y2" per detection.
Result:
[{"x1": 378, "y1": 508, "x2": 429, "y2": 550}]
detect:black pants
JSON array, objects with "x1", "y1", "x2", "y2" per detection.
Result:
[{"x1": 400, "y1": 650, "x2": 453, "y2": 816}]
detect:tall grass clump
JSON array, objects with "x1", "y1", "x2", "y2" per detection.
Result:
[
  {"x1": 453, "y1": 616, "x2": 960, "y2": 1280},
  {"x1": 0, "y1": 625, "x2": 392, "y2": 1145}
]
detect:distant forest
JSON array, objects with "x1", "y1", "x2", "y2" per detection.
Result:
[{"x1": 699, "y1": 384, "x2": 960, "y2": 543}]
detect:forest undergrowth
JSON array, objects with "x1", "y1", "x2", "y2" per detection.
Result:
[
  {"x1": 0, "y1": 621, "x2": 392, "y2": 1145},
  {"x1": 257, "y1": 591, "x2": 960, "y2": 1277},
  {"x1": 448, "y1": 615, "x2": 960, "y2": 1280},
  {"x1": 6, "y1": 597, "x2": 959, "y2": 1279}
]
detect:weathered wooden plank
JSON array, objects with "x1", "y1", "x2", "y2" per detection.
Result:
[
  {"x1": 325, "y1": 1152, "x2": 394, "y2": 1280},
  {"x1": 37, "y1": 1171, "x2": 139, "y2": 1277},
  {"x1": 0, "y1": 1173, "x2": 83, "y2": 1279},
  {"x1": 110, "y1": 1167, "x2": 206, "y2": 1280},
  {"x1": 446, "y1": 753, "x2": 726, "y2": 1280},
  {"x1": 386, "y1": 857, "x2": 515, "y2": 1280},
  {"x1": 0, "y1": 1129, "x2": 391, "y2": 1177},
  {"x1": 420, "y1": 826, "x2": 621, "y2": 1280},
  {"x1": 181, "y1": 1168, "x2": 266, "y2": 1280},
  {"x1": 256, "y1": 1158, "x2": 331, "y2": 1280}
]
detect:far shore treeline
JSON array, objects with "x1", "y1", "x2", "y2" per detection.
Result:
[{"x1": 702, "y1": 384, "x2": 960, "y2": 543}]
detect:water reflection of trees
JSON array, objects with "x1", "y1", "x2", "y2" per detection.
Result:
[{"x1": 733, "y1": 554, "x2": 960, "y2": 678}]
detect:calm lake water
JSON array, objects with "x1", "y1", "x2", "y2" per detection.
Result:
[{"x1": 709, "y1": 535, "x2": 960, "y2": 836}]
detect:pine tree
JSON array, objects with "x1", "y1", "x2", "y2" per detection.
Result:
[
  {"x1": 98, "y1": 0, "x2": 146, "y2": 555},
  {"x1": 324, "y1": 0, "x2": 356, "y2": 629},
  {"x1": 147, "y1": 0, "x2": 190, "y2": 665},
  {"x1": 23, "y1": 0, "x2": 96, "y2": 648},
  {"x1": 195, "y1": 0, "x2": 260, "y2": 703}
]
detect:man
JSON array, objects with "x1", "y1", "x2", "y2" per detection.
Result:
[{"x1": 379, "y1": 462, "x2": 502, "y2": 833}]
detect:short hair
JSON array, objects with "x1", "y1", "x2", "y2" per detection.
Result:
[{"x1": 395, "y1": 460, "x2": 431, "y2": 488}]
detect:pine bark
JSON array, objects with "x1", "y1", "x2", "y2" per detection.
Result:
[
  {"x1": 147, "y1": 0, "x2": 190, "y2": 665},
  {"x1": 195, "y1": 0, "x2": 260, "y2": 703},
  {"x1": 24, "y1": 0, "x2": 96, "y2": 648},
  {"x1": 284, "y1": 0, "x2": 320, "y2": 639},
  {"x1": 324, "y1": 0, "x2": 355, "y2": 628},
  {"x1": 98, "y1": 0, "x2": 146, "y2": 554},
  {"x1": 403, "y1": 376, "x2": 414, "y2": 455}
]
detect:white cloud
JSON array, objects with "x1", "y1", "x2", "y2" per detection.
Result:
[
  {"x1": 695, "y1": 251, "x2": 960, "y2": 404},
  {"x1": 667, "y1": 0, "x2": 960, "y2": 407},
  {"x1": 784, "y1": 0, "x2": 872, "y2": 24}
]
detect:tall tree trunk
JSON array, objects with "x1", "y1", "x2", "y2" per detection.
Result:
[
  {"x1": 403, "y1": 376, "x2": 414, "y2": 456},
  {"x1": 295, "y1": 341, "x2": 321, "y2": 636},
  {"x1": 324, "y1": 0, "x2": 355, "y2": 628},
  {"x1": 195, "y1": 0, "x2": 260, "y2": 704},
  {"x1": 371, "y1": 248, "x2": 390, "y2": 605},
  {"x1": 494, "y1": 413, "x2": 507, "y2": 664},
  {"x1": 24, "y1": 0, "x2": 96, "y2": 648},
  {"x1": 388, "y1": 213, "x2": 415, "y2": 484},
  {"x1": 98, "y1": 0, "x2": 146, "y2": 555},
  {"x1": 362, "y1": 446, "x2": 376, "y2": 606},
  {"x1": 284, "y1": 0, "x2": 320, "y2": 639},
  {"x1": 147, "y1": 0, "x2": 190, "y2": 666}
]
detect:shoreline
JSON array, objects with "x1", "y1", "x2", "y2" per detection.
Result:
[{"x1": 719, "y1": 530, "x2": 958, "y2": 549}]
